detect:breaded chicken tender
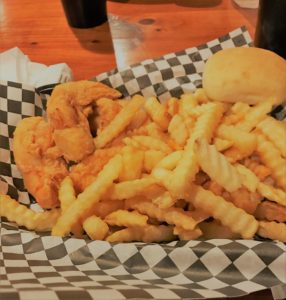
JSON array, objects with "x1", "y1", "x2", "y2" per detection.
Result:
[
  {"x1": 47, "y1": 80, "x2": 121, "y2": 161},
  {"x1": 13, "y1": 117, "x2": 68, "y2": 208}
]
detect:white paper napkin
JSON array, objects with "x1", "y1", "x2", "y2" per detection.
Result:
[{"x1": 0, "y1": 47, "x2": 73, "y2": 88}]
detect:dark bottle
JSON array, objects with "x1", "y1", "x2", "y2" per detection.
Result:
[
  {"x1": 254, "y1": 0, "x2": 286, "y2": 59},
  {"x1": 61, "y1": 0, "x2": 107, "y2": 28}
]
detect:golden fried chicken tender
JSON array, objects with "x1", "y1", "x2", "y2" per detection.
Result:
[
  {"x1": 47, "y1": 80, "x2": 121, "y2": 161},
  {"x1": 53, "y1": 127, "x2": 95, "y2": 162},
  {"x1": 93, "y1": 97, "x2": 123, "y2": 134},
  {"x1": 13, "y1": 117, "x2": 68, "y2": 208}
]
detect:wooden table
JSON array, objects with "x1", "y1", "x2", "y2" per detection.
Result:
[
  {"x1": 0, "y1": 0, "x2": 258, "y2": 80},
  {"x1": 0, "y1": 0, "x2": 275, "y2": 299}
]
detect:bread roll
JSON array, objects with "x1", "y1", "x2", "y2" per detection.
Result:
[{"x1": 202, "y1": 47, "x2": 286, "y2": 105}]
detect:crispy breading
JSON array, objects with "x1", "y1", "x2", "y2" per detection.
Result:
[
  {"x1": 47, "y1": 81, "x2": 121, "y2": 161},
  {"x1": 13, "y1": 117, "x2": 68, "y2": 208}
]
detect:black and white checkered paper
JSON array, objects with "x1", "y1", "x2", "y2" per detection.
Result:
[{"x1": 1, "y1": 27, "x2": 286, "y2": 300}]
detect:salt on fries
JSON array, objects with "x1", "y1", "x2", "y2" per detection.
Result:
[{"x1": 2, "y1": 82, "x2": 286, "y2": 243}]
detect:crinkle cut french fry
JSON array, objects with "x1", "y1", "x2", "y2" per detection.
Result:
[
  {"x1": 59, "y1": 176, "x2": 76, "y2": 212},
  {"x1": 258, "y1": 221, "x2": 286, "y2": 242},
  {"x1": 188, "y1": 102, "x2": 224, "y2": 146},
  {"x1": 144, "y1": 122, "x2": 170, "y2": 143},
  {"x1": 123, "y1": 136, "x2": 142, "y2": 149},
  {"x1": 106, "y1": 227, "x2": 142, "y2": 242},
  {"x1": 143, "y1": 150, "x2": 166, "y2": 173},
  {"x1": 103, "y1": 177, "x2": 158, "y2": 201},
  {"x1": 130, "y1": 135, "x2": 172, "y2": 154},
  {"x1": 188, "y1": 102, "x2": 216, "y2": 118},
  {"x1": 223, "y1": 147, "x2": 246, "y2": 164},
  {"x1": 235, "y1": 101, "x2": 272, "y2": 132},
  {"x1": 221, "y1": 102, "x2": 250, "y2": 125},
  {"x1": 124, "y1": 196, "x2": 146, "y2": 210},
  {"x1": 0, "y1": 195, "x2": 60, "y2": 231},
  {"x1": 144, "y1": 96, "x2": 171, "y2": 130},
  {"x1": 168, "y1": 114, "x2": 188, "y2": 147},
  {"x1": 243, "y1": 158, "x2": 271, "y2": 181},
  {"x1": 216, "y1": 124, "x2": 256, "y2": 157},
  {"x1": 256, "y1": 116, "x2": 286, "y2": 158},
  {"x1": 179, "y1": 93, "x2": 198, "y2": 117},
  {"x1": 256, "y1": 133, "x2": 286, "y2": 191},
  {"x1": 83, "y1": 215, "x2": 109, "y2": 240},
  {"x1": 94, "y1": 95, "x2": 145, "y2": 148},
  {"x1": 52, "y1": 154, "x2": 122, "y2": 237},
  {"x1": 105, "y1": 209, "x2": 148, "y2": 227},
  {"x1": 188, "y1": 185, "x2": 259, "y2": 239},
  {"x1": 154, "y1": 154, "x2": 197, "y2": 199},
  {"x1": 231, "y1": 102, "x2": 251, "y2": 116},
  {"x1": 119, "y1": 146, "x2": 144, "y2": 181},
  {"x1": 151, "y1": 167, "x2": 173, "y2": 189},
  {"x1": 174, "y1": 226, "x2": 202, "y2": 241},
  {"x1": 165, "y1": 97, "x2": 179, "y2": 116},
  {"x1": 196, "y1": 139, "x2": 242, "y2": 192},
  {"x1": 193, "y1": 88, "x2": 209, "y2": 104},
  {"x1": 106, "y1": 225, "x2": 175, "y2": 243},
  {"x1": 126, "y1": 199, "x2": 198, "y2": 231},
  {"x1": 183, "y1": 116, "x2": 196, "y2": 136},
  {"x1": 127, "y1": 108, "x2": 148, "y2": 131},
  {"x1": 257, "y1": 182, "x2": 286, "y2": 207},
  {"x1": 155, "y1": 150, "x2": 183, "y2": 170},
  {"x1": 167, "y1": 141, "x2": 199, "y2": 198},
  {"x1": 142, "y1": 225, "x2": 175, "y2": 243},
  {"x1": 58, "y1": 176, "x2": 83, "y2": 237},
  {"x1": 235, "y1": 163, "x2": 259, "y2": 193},
  {"x1": 213, "y1": 138, "x2": 233, "y2": 152},
  {"x1": 152, "y1": 191, "x2": 176, "y2": 209}
]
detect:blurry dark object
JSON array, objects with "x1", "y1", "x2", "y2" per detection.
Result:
[
  {"x1": 61, "y1": 0, "x2": 107, "y2": 28},
  {"x1": 254, "y1": 0, "x2": 286, "y2": 59}
]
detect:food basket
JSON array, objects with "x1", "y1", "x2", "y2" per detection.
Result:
[{"x1": 1, "y1": 26, "x2": 285, "y2": 300}]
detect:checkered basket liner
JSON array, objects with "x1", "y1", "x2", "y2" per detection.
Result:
[{"x1": 1, "y1": 27, "x2": 286, "y2": 300}]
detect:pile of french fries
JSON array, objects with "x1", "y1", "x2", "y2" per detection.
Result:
[{"x1": 1, "y1": 88, "x2": 286, "y2": 243}]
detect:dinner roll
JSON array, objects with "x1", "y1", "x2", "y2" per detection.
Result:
[{"x1": 202, "y1": 47, "x2": 286, "y2": 105}]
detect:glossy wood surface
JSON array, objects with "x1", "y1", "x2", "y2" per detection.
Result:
[
  {"x1": 0, "y1": 0, "x2": 258, "y2": 79},
  {"x1": 0, "y1": 0, "x2": 274, "y2": 299}
]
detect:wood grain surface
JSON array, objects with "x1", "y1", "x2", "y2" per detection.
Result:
[
  {"x1": 0, "y1": 0, "x2": 274, "y2": 299},
  {"x1": 0, "y1": 0, "x2": 257, "y2": 79}
]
